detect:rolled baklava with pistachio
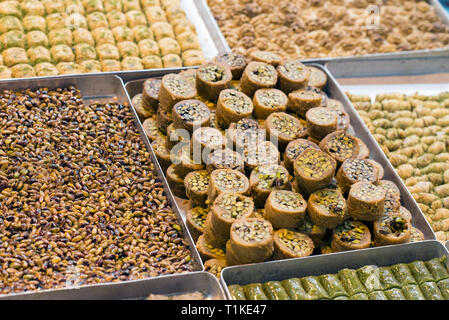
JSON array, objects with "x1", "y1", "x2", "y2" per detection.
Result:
[
  {"x1": 347, "y1": 182, "x2": 386, "y2": 221},
  {"x1": 240, "y1": 61, "x2": 278, "y2": 97},
  {"x1": 196, "y1": 62, "x2": 233, "y2": 101},
  {"x1": 331, "y1": 220, "x2": 372, "y2": 252},
  {"x1": 249, "y1": 164, "x2": 290, "y2": 208},
  {"x1": 184, "y1": 170, "x2": 210, "y2": 206},
  {"x1": 253, "y1": 88, "x2": 288, "y2": 120},
  {"x1": 277, "y1": 60, "x2": 310, "y2": 94},
  {"x1": 213, "y1": 52, "x2": 248, "y2": 79},
  {"x1": 158, "y1": 73, "x2": 197, "y2": 111},
  {"x1": 172, "y1": 99, "x2": 211, "y2": 133},
  {"x1": 207, "y1": 168, "x2": 250, "y2": 203},
  {"x1": 216, "y1": 89, "x2": 253, "y2": 128},
  {"x1": 264, "y1": 112, "x2": 307, "y2": 151},
  {"x1": 273, "y1": 229, "x2": 314, "y2": 260},
  {"x1": 264, "y1": 190, "x2": 307, "y2": 229},
  {"x1": 308, "y1": 188, "x2": 348, "y2": 229},
  {"x1": 186, "y1": 206, "x2": 209, "y2": 242}
]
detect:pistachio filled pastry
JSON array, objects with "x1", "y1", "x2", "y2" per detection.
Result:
[
  {"x1": 356, "y1": 265, "x2": 383, "y2": 292},
  {"x1": 213, "y1": 52, "x2": 247, "y2": 79},
  {"x1": 196, "y1": 62, "x2": 233, "y2": 101},
  {"x1": 196, "y1": 234, "x2": 226, "y2": 261},
  {"x1": 331, "y1": 220, "x2": 371, "y2": 252},
  {"x1": 151, "y1": 139, "x2": 171, "y2": 171},
  {"x1": 425, "y1": 257, "x2": 449, "y2": 282},
  {"x1": 174, "y1": 147, "x2": 205, "y2": 178},
  {"x1": 419, "y1": 281, "x2": 444, "y2": 300},
  {"x1": 300, "y1": 276, "x2": 329, "y2": 300},
  {"x1": 142, "y1": 116, "x2": 165, "y2": 142},
  {"x1": 216, "y1": 89, "x2": 253, "y2": 128},
  {"x1": 242, "y1": 141, "x2": 280, "y2": 173},
  {"x1": 166, "y1": 163, "x2": 187, "y2": 198},
  {"x1": 401, "y1": 285, "x2": 426, "y2": 300},
  {"x1": 307, "y1": 66, "x2": 327, "y2": 90},
  {"x1": 288, "y1": 87, "x2": 327, "y2": 117},
  {"x1": 281, "y1": 278, "x2": 311, "y2": 300},
  {"x1": 226, "y1": 118, "x2": 264, "y2": 149},
  {"x1": 226, "y1": 217, "x2": 274, "y2": 265},
  {"x1": 166, "y1": 123, "x2": 187, "y2": 149},
  {"x1": 249, "y1": 51, "x2": 282, "y2": 67},
  {"x1": 390, "y1": 263, "x2": 417, "y2": 286},
  {"x1": 186, "y1": 206, "x2": 209, "y2": 242},
  {"x1": 379, "y1": 266, "x2": 401, "y2": 290},
  {"x1": 347, "y1": 182, "x2": 386, "y2": 221},
  {"x1": 373, "y1": 214, "x2": 411, "y2": 246},
  {"x1": 326, "y1": 99, "x2": 350, "y2": 131},
  {"x1": 243, "y1": 283, "x2": 269, "y2": 300},
  {"x1": 319, "y1": 130, "x2": 360, "y2": 167},
  {"x1": 437, "y1": 279, "x2": 449, "y2": 299},
  {"x1": 273, "y1": 229, "x2": 314, "y2": 260},
  {"x1": 336, "y1": 159, "x2": 381, "y2": 194},
  {"x1": 142, "y1": 78, "x2": 161, "y2": 112},
  {"x1": 184, "y1": 170, "x2": 210, "y2": 206},
  {"x1": 264, "y1": 190, "x2": 307, "y2": 229},
  {"x1": 283, "y1": 139, "x2": 320, "y2": 174},
  {"x1": 204, "y1": 192, "x2": 254, "y2": 247},
  {"x1": 338, "y1": 268, "x2": 367, "y2": 296},
  {"x1": 158, "y1": 73, "x2": 197, "y2": 111},
  {"x1": 253, "y1": 88, "x2": 288, "y2": 120},
  {"x1": 408, "y1": 261, "x2": 434, "y2": 285},
  {"x1": 172, "y1": 99, "x2": 211, "y2": 133},
  {"x1": 306, "y1": 107, "x2": 338, "y2": 141},
  {"x1": 367, "y1": 291, "x2": 388, "y2": 300},
  {"x1": 228, "y1": 284, "x2": 247, "y2": 300},
  {"x1": 277, "y1": 60, "x2": 310, "y2": 94},
  {"x1": 378, "y1": 180, "x2": 401, "y2": 204},
  {"x1": 204, "y1": 258, "x2": 227, "y2": 279},
  {"x1": 293, "y1": 148, "x2": 336, "y2": 195},
  {"x1": 132, "y1": 94, "x2": 153, "y2": 121},
  {"x1": 354, "y1": 137, "x2": 370, "y2": 159},
  {"x1": 264, "y1": 112, "x2": 307, "y2": 151},
  {"x1": 319, "y1": 274, "x2": 348, "y2": 299},
  {"x1": 297, "y1": 215, "x2": 327, "y2": 247},
  {"x1": 384, "y1": 288, "x2": 406, "y2": 300},
  {"x1": 263, "y1": 281, "x2": 290, "y2": 300},
  {"x1": 308, "y1": 188, "x2": 348, "y2": 229},
  {"x1": 250, "y1": 164, "x2": 291, "y2": 207},
  {"x1": 207, "y1": 169, "x2": 250, "y2": 203},
  {"x1": 156, "y1": 105, "x2": 173, "y2": 134},
  {"x1": 191, "y1": 127, "x2": 225, "y2": 159},
  {"x1": 240, "y1": 61, "x2": 278, "y2": 97},
  {"x1": 410, "y1": 227, "x2": 425, "y2": 242},
  {"x1": 206, "y1": 148, "x2": 244, "y2": 173}
]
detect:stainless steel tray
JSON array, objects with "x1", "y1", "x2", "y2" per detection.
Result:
[
  {"x1": 221, "y1": 240, "x2": 449, "y2": 299},
  {"x1": 304, "y1": 0, "x2": 449, "y2": 66},
  {"x1": 0, "y1": 0, "x2": 229, "y2": 84},
  {"x1": 0, "y1": 73, "x2": 203, "y2": 299},
  {"x1": 0, "y1": 271, "x2": 225, "y2": 300},
  {"x1": 123, "y1": 63, "x2": 436, "y2": 237}
]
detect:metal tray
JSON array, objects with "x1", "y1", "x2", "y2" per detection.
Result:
[
  {"x1": 0, "y1": 0, "x2": 229, "y2": 84},
  {"x1": 221, "y1": 240, "x2": 449, "y2": 299},
  {"x1": 122, "y1": 63, "x2": 436, "y2": 237},
  {"x1": 304, "y1": 0, "x2": 449, "y2": 66},
  {"x1": 0, "y1": 271, "x2": 225, "y2": 300},
  {"x1": 0, "y1": 73, "x2": 203, "y2": 299}
]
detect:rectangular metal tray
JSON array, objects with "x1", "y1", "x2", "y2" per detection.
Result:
[
  {"x1": 0, "y1": 271, "x2": 225, "y2": 300},
  {"x1": 0, "y1": 73, "x2": 203, "y2": 299},
  {"x1": 0, "y1": 0, "x2": 229, "y2": 84},
  {"x1": 122, "y1": 63, "x2": 436, "y2": 237},
  {"x1": 303, "y1": 0, "x2": 449, "y2": 66},
  {"x1": 221, "y1": 240, "x2": 449, "y2": 299}
]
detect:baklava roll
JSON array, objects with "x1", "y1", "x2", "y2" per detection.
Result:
[
  {"x1": 213, "y1": 52, "x2": 248, "y2": 80},
  {"x1": 204, "y1": 258, "x2": 227, "y2": 279},
  {"x1": 347, "y1": 182, "x2": 386, "y2": 221},
  {"x1": 410, "y1": 227, "x2": 425, "y2": 242},
  {"x1": 306, "y1": 107, "x2": 339, "y2": 141},
  {"x1": 281, "y1": 278, "x2": 311, "y2": 300},
  {"x1": 288, "y1": 87, "x2": 327, "y2": 117},
  {"x1": 184, "y1": 170, "x2": 210, "y2": 206},
  {"x1": 297, "y1": 215, "x2": 327, "y2": 248},
  {"x1": 172, "y1": 99, "x2": 211, "y2": 133},
  {"x1": 142, "y1": 116, "x2": 165, "y2": 142},
  {"x1": 277, "y1": 60, "x2": 310, "y2": 94},
  {"x1": 240, "y1": 61, "x2": 278, "y2": 97},
  {"x1": 158, "y1": 73, "x2": 197, "y2": 112},
  {"x1": 204, "y1": 192, "x2": 254, "y2": 247},
  {"x1": 228, "y1": 285, "x2": 247, "y2": 300},
  {"x1": 264, "y1": 112, "x2": 307, "y2": 151},
  {"x1": 207, "y1": 169, "x2": 250, "y2": 203},
  {"x1": 249, "y1": 164, "x2": 290, "y2": 208},
  {"x1": 264, "y1": 190, "x2": 307, "y2": 229},
  {"x1": 132, "y1": 94, "x2": 153, "y2": 121},
  {"x1": 293, "y1": 148, "x2": 336, "y2": 195},
  {"x1": 156, "y1": 105, "x2": 172, "y2": 134},
  {"x1": 206, "y1": 148, "x2": 245, "y2": 173},
  {"x1": 273, "y1": 229, "x2": 314, "y2": 260},
  {"x1": 173, "y1": 147, "x2": 205, "y2": 178},
  {"x1": 242, "y1": 283, "x2": 269, "y2": 300},
  {"x1": 227, "y1": 217, "x2": 274, "y2": 265},
  {"x1": 327, "y1": 99, "x2": 350, "y2": 131},
  {"x1": 336, "y1": 159, "x2": 381, "y2": 194},
  {"x1": 253, "y1": 88, "x2": 288, "y2": 120},
  {"x1": 338, "y1": 268, "x2": 367, "y2": 296},
  {"x1": 196, "y1": 234, "x2": 226, "y2": 261},
  {"x1": 186, "y1": 206, "x2": 209, "y2": 242},
  {"x1": 249, "y1": 51, "x2": 282, "y2": 67},
  {"x1": 166, "y1": 163, "x2": 187, "y2": 198},
  {"x1": 319, "y1": 131, "x2": 360, "y2": 167},
  {"x1": 216, "y1": 89, "x2": 253, "y2": 128},
  {"x1": 308, "y1": 188, "x2": 348, "y2": 229},
  {"x1": 263, "y1": 281, "x2": 290, "y2": 300},
  {"x1": 191, "y1": 127, "x2": 225, "y2": 161},
  {"x1": 318, "y1": 274, "x2": 348, "y2": 299},
  {"x1": 151, "y1": 139, "x2": 172, "y2": 171},
  {"x1": 331, "y1": 220, "x2": 371, "y2": 252},
  {"x1": 283, "y1": 139, "x2": 320, "y2": 174},
  {"x1": 225, "y1": 118, "x2": 264, "y2": 149},
  {"x1": 142, "y1": 78, "x2": 161, "y2": 112},
  {"x1": 243, "y1": 141, "x2": 280, "y2": 173},
  {"x1": 196, "y1": 62, "x2": 233, "y2": 101},
  {"x1": 300, "y1": 276, "x2": 329, "y2": 300},
  {"x1": 373, "y1": 214, "x2": 411, "y2": 246},
  {"x1": 307, "y1": 66, "x2": 327, "y2": 89}
]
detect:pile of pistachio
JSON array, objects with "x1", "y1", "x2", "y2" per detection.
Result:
[{"x1": 348, "y1": 91, "x2": 449, "y2": 241}]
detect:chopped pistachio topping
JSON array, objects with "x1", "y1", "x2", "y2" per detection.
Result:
[
  {"x1": 214, "y1": 170, "x2": 247, "y2": 191},
  {"x1": 297, "y1": 216, "x2": 321, "y2": 234},
  {"x1": 187, "y1": 171, "x2": 209, "y2": 192},
  {"x1": 286, "y1": 140, "x2": 318, "y2": 160},
  {"x1": 244, "y1": 142, "x2": 279, "y2": 167},
  {"x1": 295, "y1": 148, "x2": 333, "y2": 178},
  {"x1": 279, "y1": 60, "x2": 307, "y2": 80},
  {"x1": 268, "y1": 113, "x2": 303, "y2": 139},
  {"x1": 308, "y1": 107, "x2": 337, "y2": 124},
  {"x1": 253, "y1": 51, "x2": 280, "y2": 61},
  {"x1": 205, "y1": 262, "x2": 223, "y2": 278},
  {"x1": 199, "y1": 63, "x2": 227, "y2": 82},
  {"x1": 217, "y1": 193, "x2": 252, "y2": 219},
  {"x1": 209, "y1": 149, "x2": 242, "y2": 170},
  {"x1": 379, "y1": 180, "x2": 400, "y2": 199},
  {"x1": 191, "y1": 207, "x2": 209, "y2": 228},
  {"x1": 379, "y1": 215, "x2": 408, "y2": 236},
  {"x1": 256, "y1": 89, "x2": 286, "y2": 108},
  {"x1": 143, "y1": 79, "x2": 161, "y2": 97},
  {"x1": 233, "y1": 219, "x2": 271, "y2": 242},
  {"x1": 255, "y1": 165, "x2": 288, "y2": 190},
  {"x1": 336, "y1": 221, "x2": 366, "y2": 243},
  {"x1": 352, "y1": 182, "x2": 385, "y2": 201},
  {"x1": 221, "y1": 90, "x2": 251, "y2": 113},
  {"x1": 249, "y1": 64, "x2": 277, "y2": 84},
  {"x1": 164, "y1": 74, "x2": 194, "y2": 95},
  {"x1": 343, "y1": 159, "x2": 377, "y2": 182},
  {"x1": 324, "y1": 131, "x2": 357, "y2": 160},
  {"x1": 273, "y1": 190, "x2": 305, "y2": 209},
  {"x1": 216, "y1": 52, "x2": 246, "y2": 67},
  {"x1": 204, "y1": 242, "x2": 225, "y2": 257},
  {"x1": 278, "y1": 229, "x2": 312, "y2": 254},
  {"x1": 175, "y1": 100, "x2": 209, "y2": 123},
  {"x1": 312, "y1": 189, "x2": 346, "y2": 216}
]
